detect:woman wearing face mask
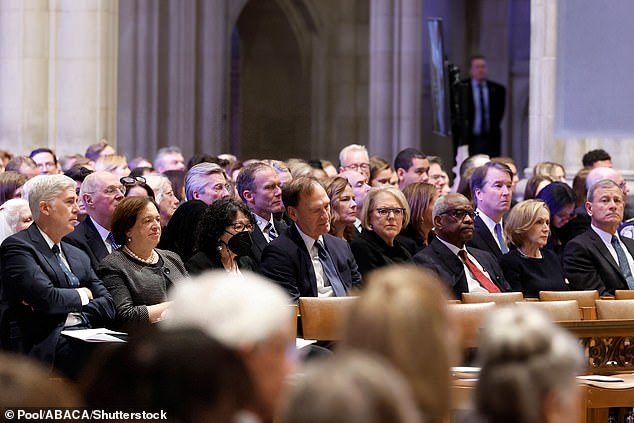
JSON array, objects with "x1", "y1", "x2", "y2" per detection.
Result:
[
  {"x1": 186, "y1": 198, "x2": 258, "y2": 276},
  {"x1": 97, "y1": 196, "x2": 189, "y2": 330}
]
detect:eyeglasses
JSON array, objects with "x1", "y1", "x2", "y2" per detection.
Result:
[
  {"x1": 374, "y1": 207, "x2": 406, "y2": 217},
  {"x1": 228, "y1": 222, "x2": 254, "y2": 232},
  {"x1": 102, "y1": 185, "x2": 126, "y2": 196},
  {"x1": 441, "y1": 209, "x2": 475, "y2": 220},
  {"x1": 344, "y1": 163, "x2": 370, "y2": 172},
  {"x1": 212, "y1": 183, "x2": 232, "y2": 193}
]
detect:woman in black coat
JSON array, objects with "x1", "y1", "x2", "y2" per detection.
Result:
[{"x1": 350, "y1": 186, "x2": 412, "y2": 277}]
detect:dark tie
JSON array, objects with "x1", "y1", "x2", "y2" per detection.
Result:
[
  {"x1": 52, "y1": 244, "x2": 80, "y2": 288},
  {"x1": 479, "y1": 82, "x2": 489, "y2": 133},
  {"x1": 458, "y1": 250, "x2": 500, "y2": 293},
  {"x1": 265, "y1": 222, "x2": 278, "y2": 241},
  {"x1": 611, "y1": 235, "x2": 634, "y2": 289},
  {"x1": 495, "y1": 223, "x2": 509, "y2": 254},
  {"x1": 315, "y1": 240, "x2": 346, "y2": 297},
  {"x1": 107, "y1": 232, "x2": 119, "y2": 251}
]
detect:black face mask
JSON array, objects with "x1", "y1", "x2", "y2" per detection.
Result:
[{"x1": 226, "y1": 231, "x2": 253, "y2": 256}]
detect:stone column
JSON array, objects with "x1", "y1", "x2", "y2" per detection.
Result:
[
  {"x1": 0, "y1": 0, "x2": 118, "y2": 156},
  {"x1": 530, "y1": 0, "x2": 634, "y2": 180},
  {"x1": 369, "y1": 0, "x2": 424, "y2": 161}
]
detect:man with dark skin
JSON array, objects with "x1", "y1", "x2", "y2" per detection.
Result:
[{"x1": 413, "y1": 193, "x2": 510, "y2": 298}]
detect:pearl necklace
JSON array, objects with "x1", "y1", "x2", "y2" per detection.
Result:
[
  {"x1": 123, "y1": 245, "x2": 159, "y2": 264},
  {"x1": 517, "y1": 247, "x2": 542, "y2": 259}
]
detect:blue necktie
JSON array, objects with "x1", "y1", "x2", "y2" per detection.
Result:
[
  {"x1": 479, "y1": 82, "x2": 489, "y2": 133},
  {"x1": 265, "y1": 222, "x2": 278, "y2": 241},
  {"x1": 52, "y1": 244, "x2": 80, "y2": 288},
  {"x1": 315, "y1": 240, "x2": 346, "y2": 297},
  {"x1": 107, "y1": 232, "x2": 119, "y2": 251},
  {"x1": 611, "y1": 235, "x2": 634, "y2": 289},
  {"x1": 495, "y1": 223, "x2": 508, "y2": 254}
]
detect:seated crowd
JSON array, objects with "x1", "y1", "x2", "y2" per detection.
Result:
[{"x1": 0, "y1": 142, "x2": 630, "y2": 421}]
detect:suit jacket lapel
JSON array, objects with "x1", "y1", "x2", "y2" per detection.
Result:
[
  {"x1": 588, "y1": 230, "x2": 621, "y2": 273},
  {"x1": 28, "y1": 225, "x2": 70, "y2": 288},
  {"x1": 432, "y1": 240, "x2": 466, "y2": 289},
  {"x1": 84, "y1": 217, "x2": 109, "y2": 260},
  {"x1": 288, "y1": 224, "x2": 318, "y2": 296},
  {"x1": 475, "y1": 216, "x2": 500, "y2": 255}
]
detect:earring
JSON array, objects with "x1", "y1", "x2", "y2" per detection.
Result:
[
  {"x1": 127, "y1": 237, "x2": 132, "y2": 243},
  {"x1": 217, "y1": 245, "x2": 223, "y2": 251}
]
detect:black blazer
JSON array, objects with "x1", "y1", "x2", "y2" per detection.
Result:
[
  {"x1": 460, "y1": 78, "x2": 506, "y2": 157},
  {"x1": 468, "y1": 215, "x2": 503, "y2": 260},
  {"x1": 563, "y1": 229, "x2": 634, "y2": 296},
  {"x1": 0, "y1": 224, "x2": 115, "y2": 366},
  {"x1": 63, "y1": 217, "x2": 110, "y2": 271},
  {"x1": 350, "y1": 230, "x2": 412, "y2": 277},
  {"x1": 249, "y1": 217, "x2": 288, "y2": 264},
  {"x1": 186, "y1": 251, "x2": 259, "y2": 276},
  {"x1": 413, "y1": 238, "x2": 510, "y2": 299},
  {"x1": 260, "y1": 224, "x2": 362, "y2": 302}
]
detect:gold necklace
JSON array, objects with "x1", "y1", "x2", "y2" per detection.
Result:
[{"x1": 123, "y1": 245, "x2": 158, "y2": 264}]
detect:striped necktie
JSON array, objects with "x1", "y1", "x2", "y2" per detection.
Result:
[{"x1": 265, "y1": 222, "x2": 278, "y2": 241}]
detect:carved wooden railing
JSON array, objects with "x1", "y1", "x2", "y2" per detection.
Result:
[{"x1": 558, "y1": 319, "x2": 634, "y2": 374}]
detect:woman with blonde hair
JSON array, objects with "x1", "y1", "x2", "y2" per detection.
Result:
[
  {"x1": 94, "y1": 154, "x2": 131, "y2": 178},
  {"x1": 350, "y1": 186, "x2": 412, "y2": 276},
  {"x1": 323, "y1": 176, "x2": 357, "y2": 241},
  {"x1": 342, "y1": 265, "x2": 455, "y2": 423},
  {"x1": 500, "y1": 199, "x2": 568, "y2": 297}
]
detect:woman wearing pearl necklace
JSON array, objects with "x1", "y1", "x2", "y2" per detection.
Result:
[{"x1": 97, "y1": 196, "x2": 188, "y2": 330}]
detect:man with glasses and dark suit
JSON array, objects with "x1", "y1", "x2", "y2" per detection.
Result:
[{"x1": 413, "y1": 193, "x2": 510, "y2": 298}]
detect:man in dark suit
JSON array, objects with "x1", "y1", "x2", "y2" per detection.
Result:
[
  {"x1": 260, "y1": 177, "x2": 362, "y2": 302},
  {"x1": 0, "y1": 174, "x2": 115, "y2": 378},
  {"x1": 460, "y1": 55, "x2": 506, "y2": 157},
  {"x1": 564, "y1": 179, "x2": 634, "y2": 296},
  {"x1": 467, "y1": 161, "x2": 513, "y2": 260},
  {"x1": 64, "y1": 171, "x2": 125, "y2": 270},
  {"x1": 413, "y1": 193, "x2": 510, "y2": 299},
  {"x1": 237, "y1": 162, "x2": 288, "y2": 264}
]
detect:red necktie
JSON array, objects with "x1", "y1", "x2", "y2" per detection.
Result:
[{"x1": 458, "y1": 250, "x2": 500, "y2": 293}]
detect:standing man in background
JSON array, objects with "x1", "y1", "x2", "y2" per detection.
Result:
[{"x1": 461, "y1": 55, "x2": 506, "y2": 157}]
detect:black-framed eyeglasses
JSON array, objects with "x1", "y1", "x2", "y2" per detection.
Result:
[
  {"x1": 120, "y1": 176, "x2": 147, "y2": 186},
  {"x1": 440, "y1": 209, "x2": 475, "y2": 220},
  {"x1": 374, "y1": 207, "x2": 406, "y2": 217},
  {"x1": 228, "y1": 222, "x2": 254, "y2": 232}
]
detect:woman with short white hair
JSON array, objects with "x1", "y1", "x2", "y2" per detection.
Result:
[
  {"x1": 475, "y1": 305, "x2": 584, "y2": 423},
  {"x1": 0, "y1": 198, "x2": 33, "y2": 243}
]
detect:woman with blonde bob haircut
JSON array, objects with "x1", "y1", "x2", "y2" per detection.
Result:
[
  {"x1": 500, "y1": 199, "x2": 568, "y2": 297},
  {"x1": 350, "y1": 186, "x2": 412, "y2": 276},
  {"x1": 94, "y1": 154, "x2": 130, "y2": 178},
  {"x1": 342, "y1": 265, "x2": 456, "y2": 423}
]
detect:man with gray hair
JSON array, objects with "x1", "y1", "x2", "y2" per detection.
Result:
[
  {"x1": 163, "y1": 270, "x2": 296, "y2": 422},
  {"x1": 64, "y1": 171, "x2": 126, "y2": 270},
  {"x1": 564, "y1": 179, "x2": 634, "y2": 295},
  {"x1": 413, "y1": 193, "x2": 509, "y2": 298},
  {"x1": 0, "y1": 174, "x2": 115, "y2": 378},
  {"x1": 338, "y1": 144, "x2": 371, "y2": 179},
  {"x1": 185, "y1": 162, "x2": 231, "y2": 205},
  {"x1": 560, "y1": 166, "x2": 633, "y2": 242},
  {"x1": 154, "y1": 146, "x2": 185, "y2": 173}
]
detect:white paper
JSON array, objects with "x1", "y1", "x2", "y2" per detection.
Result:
[
  {"x1": 61, "y1": 328, "x2": 127, "y2": 343},
  {"x1": 577, "y1": 375, "x2": 625, "y2": 382}
]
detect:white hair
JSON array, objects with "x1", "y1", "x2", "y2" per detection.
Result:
[
  {"x1": 163, "y1": 270, "x2": 292, "y2": 348},
  {"x1": 0, "y1": 199, "x2": 30, "y2": 243},
  {"x1": 145, "y1": 174, "x2": 172, "y2": 204},
  {"x1": 22, "y1": 174, "x2": 76, "y2": 221},
  {"x1": 338, "y1": 144, "x2": 369, "y2": 167}
]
